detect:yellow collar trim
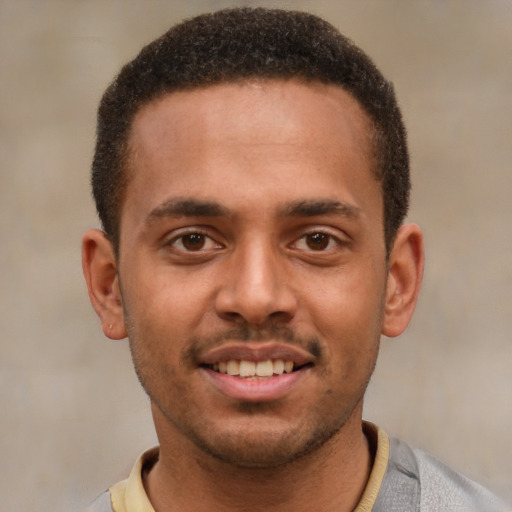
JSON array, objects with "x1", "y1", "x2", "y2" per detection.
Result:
[
  {"x1": 109, "y1": 446, "x2": 158, "y2": 512},
  {"x1": 354, "y1": 422, "x2": 390, "y2": 512}
]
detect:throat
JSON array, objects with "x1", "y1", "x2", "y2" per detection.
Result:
[{"x1": 144, "y1": 419, "x2": 373, "y2": 512}]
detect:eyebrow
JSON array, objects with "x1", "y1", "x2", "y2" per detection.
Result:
[
  {"x1": 147, "y1": 198, "x2": 231, "y2": 224},
  {"x1": 146, "y1": 197, "x2": 360, "y2": 225},
  {"x1": 282, "y1": 199, "x2": 361, "y2": 218}
]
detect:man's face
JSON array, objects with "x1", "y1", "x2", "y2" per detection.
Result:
[{"x1": 118, "y1": 80, "x2": 388, "y2": 467}]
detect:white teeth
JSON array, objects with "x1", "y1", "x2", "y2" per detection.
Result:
[
  {"x1": 239, "y1": 360, "x2": 256, "y2": 377},
  {"x1": 214, "y1": 359, "x2": 295, "y2": 377},
  {"x1": 226, "y1": 360, "x2": 240, "y2": 376},
  {"x1": 273, "y1": 359, "x2": 284, "y2": 375},
  {"x1": 255, "y1": 360, "x2": 273, "y2": 377}
]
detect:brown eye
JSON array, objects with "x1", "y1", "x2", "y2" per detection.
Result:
[
  {"x1": 182, "y1": 233, "x2": 206, "y2": 251},
  {"x1": 169, "y1": 231, "x2": 223, "y2": 255},
  {"x1": 305, "y1": 233, "x2": 330, "y2": 250}
]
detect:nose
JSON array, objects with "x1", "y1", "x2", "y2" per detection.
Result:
[{"x1": 215, "y1": 241, "x2": 298, "y2": 326}]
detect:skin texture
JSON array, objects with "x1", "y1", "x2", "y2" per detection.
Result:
[{"x1": 83, "y1": 79, "x2": 424, "y2": 512}]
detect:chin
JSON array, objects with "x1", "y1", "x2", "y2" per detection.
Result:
[{"x1": 183, "y1": 413, "x2": 348, "y2": 469}]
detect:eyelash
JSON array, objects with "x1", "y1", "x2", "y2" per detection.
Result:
[
  {"x1": 165, "y1": 228, "x2": 344, "y2": 255},
  {"x1": 166, "y1": 230, "x2": 223, "y2": 253},
  {"x1": 292, "y1": 231, "x2": 342, "y2": 252}
]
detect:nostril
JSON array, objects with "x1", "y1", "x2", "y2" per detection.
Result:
[
  {"x1": 269, "y1": 310, "x2": 294, "y2": 323},
  {"x1": 220, "y1": 311, "x2": 246, "y2": 324}
]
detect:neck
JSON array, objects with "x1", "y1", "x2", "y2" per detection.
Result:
[{"x1": 144, "y1": 405, "x2": 372, "y2": 512}]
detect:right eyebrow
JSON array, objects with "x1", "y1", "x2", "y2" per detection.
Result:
[
  {"x1": 282, "y1": 199, "x2": 361, "y2": 219},
  {"x1": 146, "y1": 197, "x2": 231, "y2": 225}
]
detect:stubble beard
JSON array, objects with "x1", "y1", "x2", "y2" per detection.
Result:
[
  {"x1": 164, "y1": 399, "x2": 366, "y2": 470},
  {"x1": 128, "y1": 321, "x2": 379, "y2": 470}
]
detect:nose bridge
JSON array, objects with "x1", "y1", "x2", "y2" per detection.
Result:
[
  {"x1": 216, "y1": 236, "x2": 296, "y2": 325},
  {"x1": 240, "y1": 238, "x2": 279, "y2": 300}
]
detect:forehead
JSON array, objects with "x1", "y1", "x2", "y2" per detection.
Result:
[
  {"x1": 129, "y1": 79, "x2": 373, "y2": 165},
  {"x1": 122, "y1": 79, "x2": 380, "y2": 231}
]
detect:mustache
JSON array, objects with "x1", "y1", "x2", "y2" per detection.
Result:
[{"x1": 183, "y1": 324, "x2": 323, "y2": 362}]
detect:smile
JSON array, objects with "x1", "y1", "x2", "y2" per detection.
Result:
[
  {"x1": 203, "y1": 365, "x2": 310, "y2": 402},
  {"x1": 199, "y1": 342, "x2": 315, "y2": 400},
  {"x1": 209, "y1": 359, "x2": 296, "y2": 378}
]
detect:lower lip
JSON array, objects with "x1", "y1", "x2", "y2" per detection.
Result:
[{"x1": 202, "y1": 368, "x2": 308, "y2": 402}]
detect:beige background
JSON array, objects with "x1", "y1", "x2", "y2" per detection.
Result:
[{"x1": 1, "y1": 1, "x2": 511, "y2": 510}]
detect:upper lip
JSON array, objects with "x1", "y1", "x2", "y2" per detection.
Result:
[{"x1": 199, "y1": 342, "x2": 315, "y2": 366}]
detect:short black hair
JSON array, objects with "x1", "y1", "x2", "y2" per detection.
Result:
[{"x1": 92, "y1": 7, "x2": 409, "y2": 254}]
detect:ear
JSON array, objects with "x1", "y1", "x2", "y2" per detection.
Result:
[
  {"x1": 382, "y1": 223, "x2": 424, "y2": 338},
  {"x1": 82, "y1": 229, "x2": 127, "y2": 340}
]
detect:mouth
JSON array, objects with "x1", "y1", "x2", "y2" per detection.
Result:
[
  {"x1": 199, "y1": 343, "x2": 315, "y2": 401},
  {"x1": 203, "y1": 359, "x2": 311, "y2": 379}
]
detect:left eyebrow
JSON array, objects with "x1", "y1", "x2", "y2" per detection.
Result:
[
  {"x1": 281, "y1": 199, "x2": 361, "y2": 219},
  {"x1": 146, "y1": 197, "x2": 231, "y2": 225}
]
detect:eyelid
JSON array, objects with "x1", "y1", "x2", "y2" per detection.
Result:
[
  {"x1": 163, "y1": 226, "x2": 224, "y2": 252},
  {"x1": 294, "y1": 234, "x2": 339, "y2": 251},
  {"x1": 289, "y1": 226, "x2": 350, "y2": 251}
]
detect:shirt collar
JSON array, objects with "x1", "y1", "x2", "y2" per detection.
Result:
[{"x1": 109, "y1": 422, "x2": 389, "y2": 512}]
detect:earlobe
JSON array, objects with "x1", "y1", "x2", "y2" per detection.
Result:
[
  {"x1": 82, "y1": 229, "x2": 127, "y2": 340},
  {"x1": 382, "y1": 224, "x2": 424, "y2": 338}
]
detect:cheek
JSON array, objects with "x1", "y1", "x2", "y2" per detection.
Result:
[
  {"x1": 121, "y1": 267, "x2": 221, "y2": 383},
  {"x1": 124, "y1": 264, "x2": 212, "y2": 330},
  {"x1": 302, "y1": 265, "x2": 386, "y2": 340}
]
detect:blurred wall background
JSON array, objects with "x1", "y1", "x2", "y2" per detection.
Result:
[{"x1": 1, "y1": 1, "x2": 511, "y2": 510}]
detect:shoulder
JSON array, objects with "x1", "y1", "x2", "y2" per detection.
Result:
[
  {"x1": 411, "y1": 446, "x2": 509, "y2": 512},
  {"x1": 82, "y1": 490, "x2": 113, "y2": 512},
  {"x1": 82, "y1": 447, "x2": 158, "y2": 512},
  {"x1": 381, "y1": 436, "x2": 509, "y2": 512}
]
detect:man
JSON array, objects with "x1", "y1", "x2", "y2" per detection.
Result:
[{"x1": 82, "y1": 8, "x2": 508, "y2": 512}]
